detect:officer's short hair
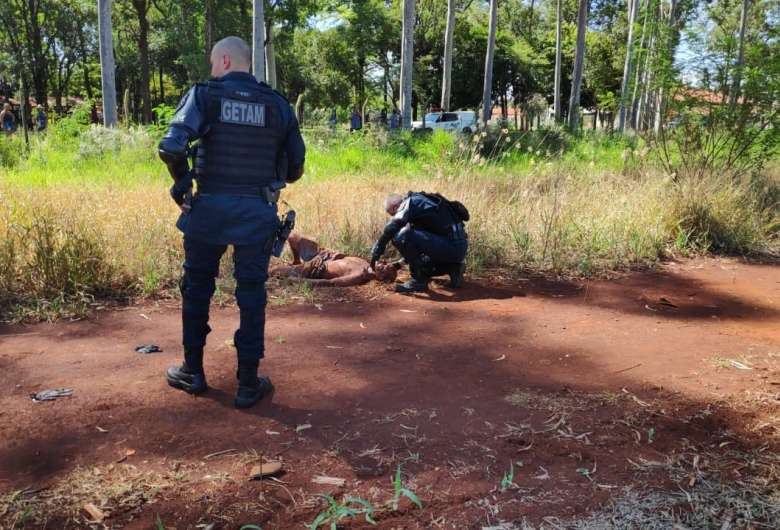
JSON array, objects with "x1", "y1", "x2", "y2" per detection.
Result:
[
  {"x1": 212, "y1": 36, "x2": 251, "y2": 67},
  {"x1": 384, "y1": 193, "x2": 404, "y2": 213}
]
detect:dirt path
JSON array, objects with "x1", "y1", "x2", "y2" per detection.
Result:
[{"x1": 1, "y1": 258, "x2": 779, "y2": 529}]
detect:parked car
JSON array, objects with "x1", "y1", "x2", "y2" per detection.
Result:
[{"x1": 412, "y1": 110, "x2": 477, "y2": 134}]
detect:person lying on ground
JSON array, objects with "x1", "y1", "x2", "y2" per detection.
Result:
[
  {"x1": 370, "y1": 191, "x2": 469, "y2": 293},
  {"x1": 270, "y1": 232, "x2": 399, "y2": 287}
]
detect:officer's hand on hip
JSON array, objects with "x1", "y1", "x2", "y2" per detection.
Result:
[{"x1": 170, "y1": 182, "x2": 192, "y2": 213}]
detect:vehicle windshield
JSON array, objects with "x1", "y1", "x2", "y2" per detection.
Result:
[{"x1": 423, "y1": 113, "x2": 441, "y2": 122}]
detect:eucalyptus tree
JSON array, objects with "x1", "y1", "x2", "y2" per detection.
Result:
[
  {"x1": 567, "y1": 0, "x2": 589, "y2": 130},
  {"x1": 253, "y1": 0, "x2": 267, "y2": 82},
  {"x1": 553, "y1": 0, "x2": 563, "y2": 122},
  {"x1": 441, "y1": 0, "x2": 456, "y2": 110},
  {"x1": 98, "y1": 0, "x2": 117, "y2": 126},
  {"x1": 400, "y1": 0, "x2": 415, "y2": 129},
  {"x1": 481, "y1": 0, "x2": 498, "y2": 124},
  {"x1": 729, "y1": 0, "x2": 751, "y2": 108},
  {"x1": 618, "y1": 0, "x2": 639, "y2": 131}
]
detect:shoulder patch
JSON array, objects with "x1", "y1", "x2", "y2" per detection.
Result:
[{"x1": 219, "y1": 98, "x2": 266, "y2": 127}]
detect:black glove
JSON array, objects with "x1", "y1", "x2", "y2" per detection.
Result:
[
  {"x1": 169, "y1": 177, "x2": 192, "y2": 206},
  {"x1": 370, "y1": 242, "x2": 383, "y2": 269}
]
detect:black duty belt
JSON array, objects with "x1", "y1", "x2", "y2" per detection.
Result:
[{"x1": 197, "y1": 181, "x2": 280, "y2": 202}]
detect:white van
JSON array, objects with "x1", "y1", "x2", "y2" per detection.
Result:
[{"x1": 412, "y1": 110, "x2": 477, "y2": 134}]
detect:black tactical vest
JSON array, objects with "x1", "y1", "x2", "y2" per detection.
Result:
[
  {"x1": 409, "y1": 193, "x2": 464, "y2": 238},
  {"x1": 194, "y1": 78, "x2": 286, "y2": 188}
]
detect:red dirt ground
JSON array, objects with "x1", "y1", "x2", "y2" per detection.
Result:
[{"x1": 1, "y1": 257, "x2": 779, "y2": 529}]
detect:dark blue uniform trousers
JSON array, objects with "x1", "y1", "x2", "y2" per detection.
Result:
[
  {"x1": 181, "y1": 236, "x2": 271, "y2": 365},
  {"x1": 392, "y1": 227, "x2": 468, "y2": 271}
]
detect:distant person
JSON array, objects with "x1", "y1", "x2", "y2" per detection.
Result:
[
  {"x1": 328, "y1": 108, "x2": 337, "y2": 132},
  {"x1": 350, "y1": 107, "x2": 362, "y2": 132},
  {"x1": 1, "y1": 103, "x2": 15, "y2": 134},
  {"x1": 35, "y1": 105, "x2": 47, "y2": 132},
  {"x1": 371, "y1": 192, "x2": 469, "y2": 293},
  {"x1": 389, "y1": 109, "x2": 400, "y2": 130},
  {"x1": 158, "y1": 36, "x2": 305, "y2": 409}
]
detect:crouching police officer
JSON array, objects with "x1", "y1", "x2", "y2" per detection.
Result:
[
  {"x1": 158, "y1": 36, "x2": 305, "y2": 408},
  {"x1": 370, "y1": 192, "x2": 468, "y2": 293}
]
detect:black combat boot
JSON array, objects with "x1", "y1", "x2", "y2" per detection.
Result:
[
  {"x1": 395, "y1": 277, "x2": 429, "y2": 293},
  {"x1": 448, "y1": 263, "x2": 465, "y2": 288},
  {"x1": 166, "y1": 348, "x2": 208, "y2": 395},
  {"x1": 235, "y1": 363, "x2": 274, "y2": 409},
  {"x1": 395, "y1": 254, "x2": 433, "y2": 293},
  {"x1": 396, "y1": 256, "x2": 431, "y2": 293}
]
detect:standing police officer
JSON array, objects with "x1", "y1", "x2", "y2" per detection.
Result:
[
  {"x1": 370, "y1": 192, "x2": 468, "y2": 293},
  {"x1": 158, "y1": 36, "x2": 305, "y2": 409}
]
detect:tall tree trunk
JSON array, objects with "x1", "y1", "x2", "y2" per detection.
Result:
[
  {"x1": 159, "y1": 63, "x2": 164, "y2": 101},
  {"x1": 641, "y1": 0, "x2": 663, "y2": 130},
  {"x1": 83, "y1": 64, "x2": 94, "y2": 99},
  {"x1": 266, "y1": 22, "x2": 278, "y2": 89},
  {"x1": 553, "y1": 0, "x2": 563, "y2": 123},
  {"x1": 567, "y1": 0, "x2": 589, "y2": 131},
  {"x1": 252, "y1": 0, "x2": 266, "y2": 82},
  {"x1": 55, "y1": 54, "x2": 64, "y2": 113},
  {"x1": 77, "y1": 22, "x2": 94, "y2": 100},
  {"x1": 618, "y1": 0, "x2": 638, "y2": 132},
  {"x1": 400, "y1": 0, "x2": 415, "y2": 129},
  {"x1": 629, "y1": 0, "x2": 649, "y2": 129},
  {"x1": 205, "y1": 0, "x2": 214, "y2": 56},
  {"x1": 98, "y1": 0, "x2": 118, "y2": 127},
  {"x1": 19, "y1": 74, "x2": 30, "y2": 146},
  {"x1": 384, "y1": 57, "x2": 390, "y2": 105},
  {"x1": 654, "y1": 0, "x2": 677, "y2": 134},
  {"x1": 17, "y1": 0, "x2": 49, "y2": 107},
  {"x1": 729, "y1": 0, "x2": 750, "y2": 108},
  {"x1": 481, "y1": 0, "x2": 498, "y2": 125},
  {"x1": 638, "y1": 49, "x2": 652, "y2": 130},
  {"x1": 132, "y1": 0, "x2": 152, "y2": 123},
  {"x1": 440, "y1": 0, "x2": 456, "y2": 111},
  {"x1": 637, "y1": 1, "x2": 658, "y2": 130}
]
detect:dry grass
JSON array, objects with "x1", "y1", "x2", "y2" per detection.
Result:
[
  {"x1": 1, "y1": 125, "x2": 778, "y2": 321},
  {"x1": 558, "y1": 447, "x2": 780, "y2": 530},
  {"x1": 0, "y1": 464, "x2": 173, "y2": 530}
]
